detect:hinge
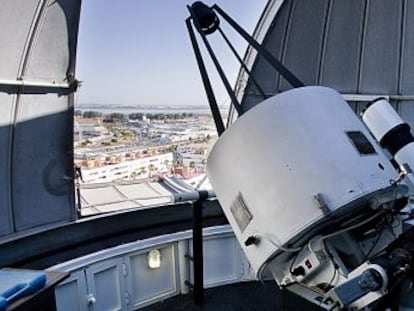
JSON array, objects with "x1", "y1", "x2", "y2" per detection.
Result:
[
  {"x1": 122, "y1": 263, "x2": 128, "y2": 277},
  {"x1": 125, "y1": 291, "x2": 130, "y2": 305},
  {"x1": 86, "y1": 293, "x2": 96, "y2": 306}
]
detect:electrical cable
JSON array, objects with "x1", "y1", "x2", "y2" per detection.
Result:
[
  {"x1": 319, "y1": 210, "x2": 387, "y2": 243},
  {"x1": 289, "y1": 252, "x2": 300, "y2": 274},
  {"x1": 263, "y1": 234, "x2": 302, "y2": 253},
  {"x1": 363, "y1": 228, "x2": 383, "y2": 261},
  {"x1": 319, "y1": 266, "x2": 338, "y2": 309}
]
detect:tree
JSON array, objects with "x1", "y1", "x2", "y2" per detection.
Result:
[
  {"x1": 167, "y1": 145, "x2": 178, "y2": 152},
  {"x1": 109, "y1": 112, "x2": 126, "y2": 120},
  {"x1": 80, "y1": 139, "x2": 92, "y2": 147},
  {"x1": 82, "y1": 111, "x2": 102, "y2": 118},
  {"x1": 189, "y1": 161, "x2": 196, "y2": 169},
  {"x1": 129, "y1": 113, "x2": 143, "y2": 120}
]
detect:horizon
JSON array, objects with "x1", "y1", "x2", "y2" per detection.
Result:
[{"x1": 76, "y1": 101, "x2": 229, "y2": 109}]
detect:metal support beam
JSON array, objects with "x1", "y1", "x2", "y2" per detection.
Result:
[
  {"x1": 192, "y1": 190, "x2": 208, "y2": 305},
  {"x1": 187, "y1": 6, "x2": 244, "y2": 116},
  {"x1": 342, "y1": 94, "x2": 414, "y2": 102},
  {"x1": 185, "y1": 18, "x2": 225, "y2": 135},
  {"x1": 0, "y1": 79, "x2": 79, "y2": 94},
  {"x1": 217, "y1": 27, "x2": 267, "y2": 100},
  {"x1": 213, "y1": 4, "x2": 304, "y2": 89},
  {"x1": 0, "y1": 79, "x2": 72, "y2": 89}
]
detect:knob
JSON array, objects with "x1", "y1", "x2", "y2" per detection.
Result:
[{"x1": 87, "y1": 294, "x2": 96, "y2": 305}]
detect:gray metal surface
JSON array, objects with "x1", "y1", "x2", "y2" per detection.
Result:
[
  {"x1": 0, "y1": 0, "x2": 80, "y2": 238},
  {"x1": 239, "y1": 0, "x2": 414, "y2": 124},
  {"x1": 0, "y1": 199, "x2": 225, "y2": 269},
  {"x1": 141, "y1": 281, "x2": 323, "y2": 311}
]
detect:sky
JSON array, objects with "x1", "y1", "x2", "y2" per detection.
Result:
[{"x1": 76, "y1": 0, "x2": 268, "y2": 107}]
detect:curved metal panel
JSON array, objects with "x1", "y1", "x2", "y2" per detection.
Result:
[
  {"x1": 13, "y1": 95, "x2": 74, "y2": 230},
  {"x1": 0, "y1": 0, "x2": 39, "y2": 78},
  {"x1": 24, "y1": 0, "x2": 80, "y2": 81},
  {"x1": 401, "y1": 1, "x2": 414, "y2": 94},
  {"x1": 242, "y1": 0, "x2": 292, "y2": 111},
  {"x1": 359, "y1": 0, "x2": 402, "y2": 94},
  {"x1": 0, "y1": 0, "x2": 41, "y2": 237},
  {"x1": 279, "y1": 0, "x2": 330, "y2": 90},
  {"x1": 320, "y1": 0, "x2": 365, "y2": 92},
  {"x1": 239, "y1": 0, "x2": 414, "y2": 123},
  {"x1": 0, "y1": 0, "x2": 80, "y2": 237},
  {"x1": 0, "y1": 92, "x2": 14, "y2": 236}
]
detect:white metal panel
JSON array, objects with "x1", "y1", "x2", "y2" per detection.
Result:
[
  {"x1": 50, "y1": 226, "x2": 256, "y2": 310},
  {"x1": 190, "y1": 234, "x2": 243, "y2": 288},
  {"x1": 126, "y1": 245, "x2": 179, "y2": 309},
  {"x1": 86, "y1": 258, "x2": 127, "y2": 311},
  {"x1": 362, "y1": 99, "x2": 404, "y2": 141},
  {"x1": 55, "y1": 270, "x2": 88, "y2": 311},
  {"x1": 50, "y1": 230, "x2": 192, "y2": 273},
  {"x1": 81, "y1": 187, "x2": 127, "y2": 206},
  {"x1": 78, "y1": 182, "x2": 174, "y2": 215},
  {"x1": 208, "y1": 86, "x2": 399, "y2": 276},
  {"x1": 115, "y1": 183, "x2": 167, "y2": 198}
]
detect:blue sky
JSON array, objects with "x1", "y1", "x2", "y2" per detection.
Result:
[{"x1": 76, "y1": 1, "x2": 267, "y2": 107}]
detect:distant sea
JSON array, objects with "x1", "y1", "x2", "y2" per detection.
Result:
[{"x1": 76, "y1": 105, "x2": 229, "y2": 116}]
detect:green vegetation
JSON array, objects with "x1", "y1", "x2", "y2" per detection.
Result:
[
  {"x1": 80, "y1": 139, "x2": 92, "y2": 146},
  {"x1": 108, "y1": 113, "x2": 126, "y2": 120},
  {"x1": 138, "y1": 113, "x2": 195, "y2": 120},
  {"x1": 129, "y1": 113, "x2": 144, "y2": 120},
  {"x1": 82, "y1": 111, "x2": 102, "y2": 118}
]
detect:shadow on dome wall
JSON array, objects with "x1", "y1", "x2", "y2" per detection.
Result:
[
  {"x1": 0, "y1": 109, "x2": 75, "y2": 239},
  {"x1": 0, "y1": 107, "x2": 228, "y2": 270},
  {"x1": 0, "y1": 186, "x2": 226, "y2": 269}
]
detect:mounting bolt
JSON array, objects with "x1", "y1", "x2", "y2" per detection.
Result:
[{"x1": 87, "y1": 294, "x2": 96, "y2": 305}]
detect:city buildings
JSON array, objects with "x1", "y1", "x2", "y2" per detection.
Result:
[{"x1": 74, "y1": 112, "x2": 218, "y2": 190}]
